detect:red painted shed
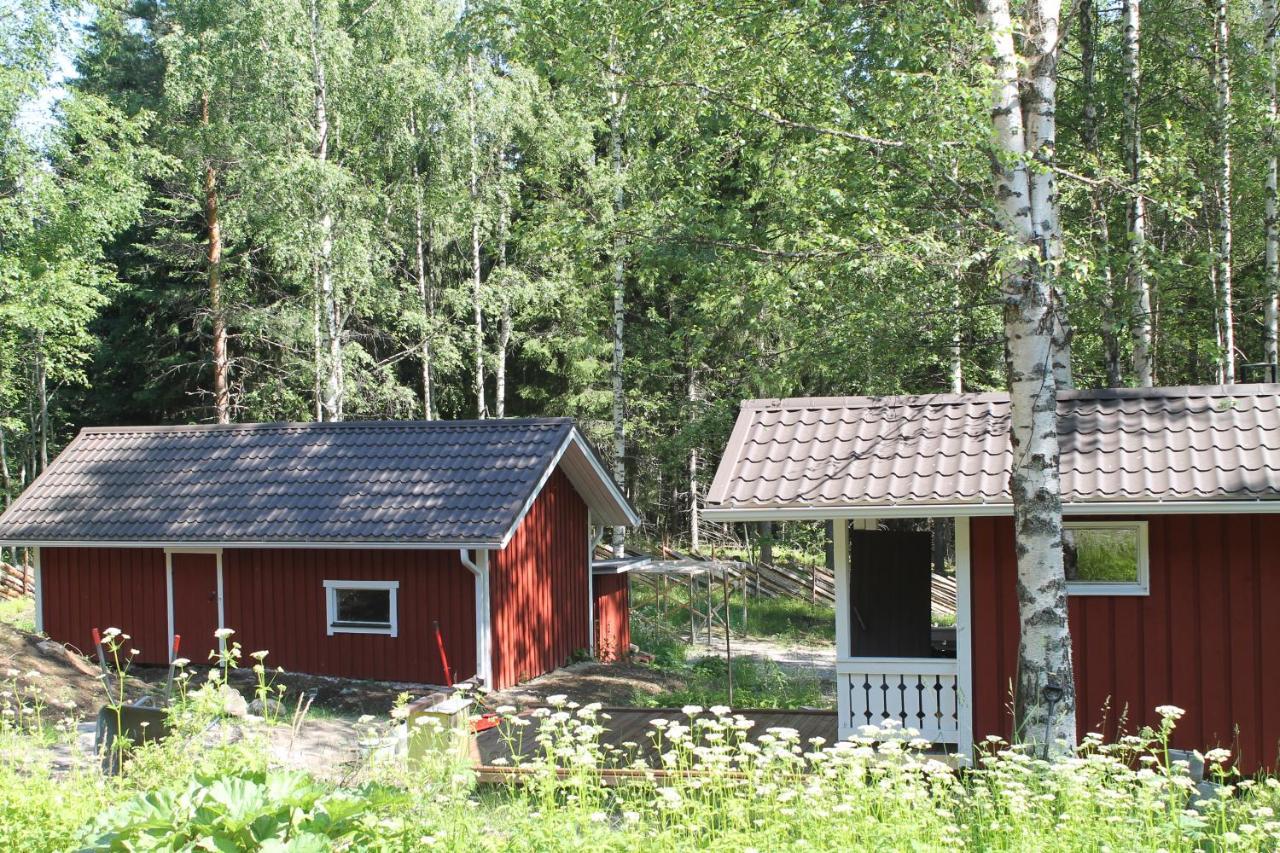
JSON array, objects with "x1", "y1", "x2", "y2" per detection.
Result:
[
  {"x1": 0, "y1": 418, "x2": 639, "y2": 690},
  {"x1": 706, "y1": 385, "x2": 1280, "y2": 772}
]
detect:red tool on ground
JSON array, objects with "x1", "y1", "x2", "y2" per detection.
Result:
[{"x1": 432, "y1": 620, "x2": 453, "y2": 686}]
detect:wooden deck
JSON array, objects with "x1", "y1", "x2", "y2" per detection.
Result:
[{"x1": 471, "y1": 707, "x2": 838, "y2": 783}]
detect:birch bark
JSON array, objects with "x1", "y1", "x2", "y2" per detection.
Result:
[
  {"x1": 978, "y1": 0, "x2": 1076, "y2": 752},
  {"x1": 1122, "y1": 0, "x2": 1154, "y2": 386},
  {"x1": 467, "y1": 54, "x2": 487, "y2": 419},
  {"x1": 202, "y1": 93, "x2": 230, "y2": 422},
  {"x1": 495, "y1": 190, "x2": 511, "y2": 419},
  {"x1": 1266, "y1": 0, "x2": 1279, "y2": 369},
  {"x1": 309, "y1": 0, "x2": 342, "y2": 421},
  {"x1": 410, "y1": 109, "x2": 434, "y2": 420},
  {"x1": 1211, "y1": 0, "x2": 1236, "y2": 383}
]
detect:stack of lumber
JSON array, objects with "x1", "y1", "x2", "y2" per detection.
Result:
[{"x1": 0, "y1": 563, "x2": 32, "y2": 600}]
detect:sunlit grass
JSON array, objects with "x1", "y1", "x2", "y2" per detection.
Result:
[{"x1": 0, "y1": 598, "x2": 34, "y2": 633}]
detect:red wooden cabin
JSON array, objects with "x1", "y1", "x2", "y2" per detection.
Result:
[
  {"x1": 0, "y1": 418, "x2": 638, "y2": 690},
  {"x1": 706, "y1": 385, "x2": 1280, "y2": 772}
]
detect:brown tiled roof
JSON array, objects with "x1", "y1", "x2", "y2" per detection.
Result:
[
  {"x1": 705, "y1": 385, "x2": 1280, "y2": 513},
  {"x1": 0, "y1": 419, "x2": 637, "y2": 546}
]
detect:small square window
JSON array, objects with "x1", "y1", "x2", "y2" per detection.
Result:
[
  {"x1": 324, "y1": 580, "x2": 399, "y2": 636},
  {"x1": 1064, "y1": 522, "x2": 1149, "y2": 596}
]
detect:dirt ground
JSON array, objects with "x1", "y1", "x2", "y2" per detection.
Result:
[
  {"x1": 0, "y1": 619, "x2": 156, "y2": 715},
  {"x1": 486, "y1": 660, "x2": 685, "y2": 708}
]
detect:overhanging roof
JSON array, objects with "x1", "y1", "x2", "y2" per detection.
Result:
[
  {"x1": 705, "y1": 384, "x2": 1280, "y2": 520},
  {"x1": 0, "y1": 418, "x2": 639, "y2": 548}
]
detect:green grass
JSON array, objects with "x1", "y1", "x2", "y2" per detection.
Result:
[
  {"x1": 633, "y1": 581, "x2": 836, "y2": 645},
  {"x1": 0, "y1": 598, "x2": 34, "y2": 634},
  {"x1": 638, "y1": 654, "x2": 825, "y2": 710}
]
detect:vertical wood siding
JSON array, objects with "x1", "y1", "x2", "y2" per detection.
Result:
[
  {"x1": 222, "y1": 548, "x2": 475, "y2": 684},
  {"x1": 593, "y1": 573, "x2": 630, "y2": 662},
  {"x1": 40, "y1": 547, "x2": 168, "y2": 665},
  {"x1": 971, "y1": 514, "x2": 1280, "y2": 773},
  {"x1": 489, "y1": 469, "x2": 589, "y2": 689}
]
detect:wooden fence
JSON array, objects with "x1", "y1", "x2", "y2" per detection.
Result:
[{"x1": 0, "y1": 562, "x2": 33, "y2": 601}]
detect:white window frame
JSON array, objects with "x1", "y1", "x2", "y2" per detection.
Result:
[
  {"x1": 323, "y1": 580, "x2": 399, "y2": 636},
  {"x1": 1064, "y1": 520, "x2": 1149, "y2": 596}
]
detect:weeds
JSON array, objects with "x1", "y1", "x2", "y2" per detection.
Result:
[{"x1": 3, "y1": 624, "x2": 1279, "y2": 851}]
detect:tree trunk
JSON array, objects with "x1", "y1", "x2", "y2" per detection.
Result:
[
  {"x1": 1121, "y1": 0, "x2": 1154, "y2": 386},
  {"x1": 1212, "y1": 0, "x2": 1236, "y2": 383},
  {"x1": 202, "y1": 93, "x2": 230, "y2": 424},
  {"x1": 495, "y1": 192, "x2": 511, "y2": 419},
  {"x1": 758, "y1": 520, "x2": 773, "y2": 568},
  {"x1": 1081, "y1": 0, "x2": 1122, "y2": 388},
  {"x1": 688, "y1": 365, "x2": 700, "y2": 551},
  {"x1": 0, "y1": 421, "x2": 9, "y2": 506},
  {"x1": 309, "y1": 0, "x2": 342, "y2": 420},
  {"x1": 468, "y1": 55, "x2": 487, "y2": 419},
  {"x1": 1266, "y1": 0, "x2": 1279, "y2": 369},
  {"x1": 609, "y1": 67, "x2": 627, "y2": 557},
  {"x1": 979, "y1": 0, "x2": 1076, "y2": 752},
  {"x1": 35, "y1": 330, "x2": 48, "y2": 473},
  {"x1": 410, "y1": 110, "x2": 434, "y2": 420}
]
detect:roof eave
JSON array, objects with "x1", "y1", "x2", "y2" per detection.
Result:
[{"x1": 702, "y1": 497, "x2": 1280, "y2": 521}]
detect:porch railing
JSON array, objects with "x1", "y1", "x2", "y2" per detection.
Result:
[{"x1": 837, "y1": 657, "x2": 959, "y2": 744}]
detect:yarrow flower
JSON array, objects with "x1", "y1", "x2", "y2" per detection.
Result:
[
  {"x1": 214, "y1": 628, "x2": 235, "y2": 640},
  {"x1": 1155, "y1": 704, "x2": 1185, "y2": 720}
]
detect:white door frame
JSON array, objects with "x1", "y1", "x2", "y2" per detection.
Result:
[
  {"x1": 831, "y1": 516, "x2": 973, "y2": 758},
  {"x1": 31, "y1": 546, "x2": 43, "y2": 635},
  {"x1": 164, "y1": 547, "x2": 225, "y2": 661}
]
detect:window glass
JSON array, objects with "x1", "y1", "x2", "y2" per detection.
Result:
[
  {"x1": 1063, "y1": 526, "x2": 1139, "y2": 584},
  {"x1": 333, "y1": 588, "x2": 391, "y2": 627}
]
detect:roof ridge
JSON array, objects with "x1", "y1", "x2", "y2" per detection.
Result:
[
  {"x1": 77, "y1": 417, "x2": 577, "y2": 436},
  {"x1": 741, "y1": 383, "x2": 1280, "y2": 412}
]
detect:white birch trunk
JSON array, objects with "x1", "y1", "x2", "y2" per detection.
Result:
[
  {"x1": 1266, "y1": 0, "x2": 1279, "y2": 369},
  {"x1": 495, "y1": 192, "x2": 511, "y2": 419},
  {"x1": 309, "y1": 0, "x2": 341, "y2": 421},
  {"x1": 979, "y1": 0, "x2": 1076, "y2": 752},
  {"x1": 34, "y1": 331, "x2": 47, "y2": 472},
  {"x1": 1212, "y1": 0, "x2": 1236, "y2": 383},
  {"x1": 467, "y1": 55, "x2": 487, "y2": 419},
  {"x1": 202, "y1": 93, "x2": 230, "y2": 423},
  {"x1": 688, "y1": 364, "x2": 700, "y2": 551},
  {"x1": 1122, "y1": 0, "x2": 1154, "y2": 386}
]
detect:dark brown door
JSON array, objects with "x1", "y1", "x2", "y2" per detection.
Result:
[
  {"x1": 849, "y1": 530, "x2": 932, "y2": 657},
  {"x1": 171, "y1": 553, "x2": 220, "y2": 662}
]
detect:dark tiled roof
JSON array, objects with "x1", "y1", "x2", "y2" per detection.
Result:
[
  {"x1": 706, "y1": 385, "x2": 1280, "y2": 512},
  {"x1": 0, "y1": 418, "x2": 635, "y2": 546}
]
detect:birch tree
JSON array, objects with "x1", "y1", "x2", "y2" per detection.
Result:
[
  {"x1": 201, "y1": 92, "x2": 230, "y2": 423},
  {"x1": 608, "y1": 47, "x2": 628, "y2": 556},
  {"x1": 1123, "y1": 0, "x2": 1154, "y2": 386},
  {"x1": 1210, "y1": 0, "x2": 1236, "y2": 383},
  {"x1": 978, "y1": 0, "x2": 1077, "y2": 751},
  {"x1": 1266, "y1": 0, "x2": 1279, "y2": 370}
]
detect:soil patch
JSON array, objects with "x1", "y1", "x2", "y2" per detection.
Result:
[
  {"x1": 0, "y1": 621, "x2": 155, "y2": 717},
  {"x1": 487, "y1": 660, "x2": 685, "y2": 709}
]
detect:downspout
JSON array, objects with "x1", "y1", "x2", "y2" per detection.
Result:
[
  {"x1": 459, "y1": 549, "x2": 492, "y2": 688},
  {"x1": 588, "y1": 516, "x2": 605, "y2": 655}
]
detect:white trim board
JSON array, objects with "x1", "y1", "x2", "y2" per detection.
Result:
[
  {"x1": 954, "y1": 516, "x2": 974, "y2": 762},
  {"x1": 32, "y1": 547, "x2": 43, "y2": 636},
  {"x1": 323, "y1": 579, "x2": 400, "y2": 637},
  {"x1": 703, "y1": 499, "x2": 1280, "y2": 522}
]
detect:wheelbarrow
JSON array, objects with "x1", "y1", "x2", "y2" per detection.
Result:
[{"x1": 93, "y1": 630, "x2": 182, "y2": 774}]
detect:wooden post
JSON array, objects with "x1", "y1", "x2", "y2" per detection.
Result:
[{"x1": 723, "y1": 566, "x2": 734, "y2": 706}]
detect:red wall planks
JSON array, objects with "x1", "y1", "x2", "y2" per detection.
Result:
[
  {"x1": 40, "y1": 547, "x2": 168, "y2": 665},
  {"x1": 222, "y1": 548, "x2": 475, "y2": 685},
  {"x1": 971, "y1": 514, "x2": 1280, "y2": 772},
  {"x1": 593, "y1": 573, "x2": 630, "y2": 663},
  {"x1": 37, "y1": 468, "x2": 599, "y2": 691},
  {"x1": 489, "y1": 468, "x2": 589, "y2": 690}
]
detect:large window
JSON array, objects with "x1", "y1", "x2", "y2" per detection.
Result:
[
  {"x1": 1063, "y1": 521, "x2": 1149, "y2": 596},
  {"x1": 324, "y1": 580, "x2": 399, "y2": 636}
]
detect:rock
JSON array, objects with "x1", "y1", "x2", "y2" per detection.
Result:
[
  {"x1": 215, "y1": 684, "x2": 249, "y2": 718},
  {"x1": 247, "y1": 696, "x2": 286, "y2": 718}
]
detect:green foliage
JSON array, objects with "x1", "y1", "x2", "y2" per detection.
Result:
[
  {"x1": 640, "y1": 655, "x2": 825, "y2": 711},
  {"x1": 0, "y1": 598, "x2": 33, "y2": 633},
  {"x1": 83, "y1": 770, "x2": 405, "y2": 850}
]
